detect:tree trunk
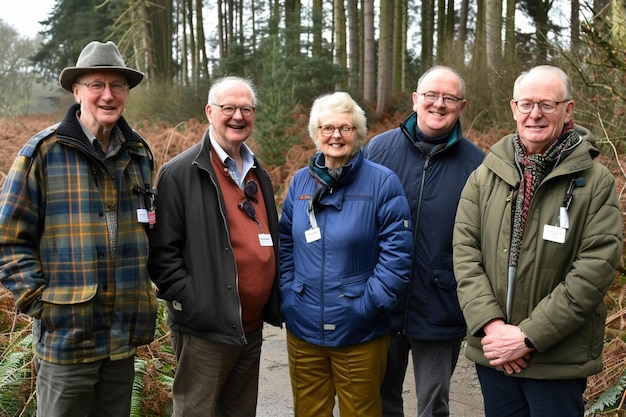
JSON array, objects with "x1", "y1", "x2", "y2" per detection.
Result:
[
  {"x1": 504, "y1": 0, "x2": 516, "y2": 67},
  {"x1": 312, "y1": 0, "x2": 323, "y2": 58},
  {"x1": 456, "y1": 0, "x2": 469, "y2": 69},
  {"x1": 363, "y1": 0, "x2": 376, "y2": 104},
  {"x1": 377, "y1": 0, "x2": 393, "y2": 115},
  {"x1": 347, "y1": 0, "x2": 360, "y2": 95},
  {"x1": 571, "y1": 0, "x2": 580, "y2": 55},
  {"x1": 285, "y1": 0, "x2": 301, "y2": 58},
  {"x1": 436, "y1": 0, "x2": 445, "y2": 63},
  {"x1": 392, "y1": 0, "x2": 406, "y2": 92},
  {"x1": 195, "y1": 0, "x2": 208, "y2": 80},
  {"x1": 593, "y1": 0, "x2": 611, "y2": 34},
  {"x1": 149, "y1": 0, "x2": 173, "y2": 82},
  {"x1": 334, "y1": 0, "x2": 347, "y2": 90},
  {"x1": 186, "y1": 0, "x2": 197, "y2": 84},
  {"x1": 611, "y1": 0, "x2": 626, "y2": 47},
  {"x1": 421, "y1": 0, "x2": 435, "y2": 70},
  {"x1": 217, "y1": 0, "x2": 226, "y2": 57},
  {"x1": 485, "y1": 0, "x2": 502, "y2": 104},
  {"x1": 181, "y1": 0, "x2": 189, "y2": 84}
]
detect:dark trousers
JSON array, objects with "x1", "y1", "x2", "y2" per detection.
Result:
[
  {"x1": 381, "y1": 335, "x2": 462, "y2": 417},
  {"x1": 476, "y1": 364, "x2": 587, "y2": 417},
  {"x1": 170, "y1": 327, "x2": 263, "y2": 417},
  {"x1": 35, "y1": 356, "x2": 135, "y2": 417}
]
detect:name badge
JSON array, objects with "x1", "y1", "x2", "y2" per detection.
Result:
[
  {"x1": 543, "y1": 224, "x2": 566, "y2": 244},
  {"x1": 137, "y1": 208, "x2": 149, "y2": 223},
  {"x1": 258, "y1": 233, "x2": 274, "y2": 247},
  {"x1": 305, "y1": 227, "x2": 321, "y2": 243}
]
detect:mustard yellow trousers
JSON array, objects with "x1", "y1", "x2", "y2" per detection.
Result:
[{"x1": 287, "y1": 330, "x2": 390, "y2": 417}]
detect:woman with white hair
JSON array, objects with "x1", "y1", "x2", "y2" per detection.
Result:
[{"x1": 279, "y1": 91, "x2": 413, "y2": 417}]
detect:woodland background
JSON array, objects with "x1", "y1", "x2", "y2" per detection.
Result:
[{"x1": 1, "y1": 0, "x2": 626, "y2": 415}]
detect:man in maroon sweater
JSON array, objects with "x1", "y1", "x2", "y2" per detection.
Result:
[{"x1": 148, "y1": 76, "x2": 281, "y2": 417}]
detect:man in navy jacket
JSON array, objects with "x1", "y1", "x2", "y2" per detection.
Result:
[{"x1": 364, "y1": 66, "x2": 485, "y2": 417}]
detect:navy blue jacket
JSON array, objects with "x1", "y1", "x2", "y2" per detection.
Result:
[{"x1": 364, "y1": 113, "x2": 484, "y2": 340}]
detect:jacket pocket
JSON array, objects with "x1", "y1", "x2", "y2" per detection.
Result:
[
  {"x1": 39, "y1": 249, "x2": 98, "y2": 304},
  {"x1": 39, "y1": 300, "x2": 96, "y2": 348},
  {"x1": 281, "y1": 278, "x2": 304, "y2": 317},
  {"x1": 340, "y1": 271, "x2": 375, "y2": 318},
  {"x1": 427, "y1": 256, "x2": 464, "y2": 326}
]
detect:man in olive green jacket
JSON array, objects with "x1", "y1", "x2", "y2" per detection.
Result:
[{"x1": 453, "y1": 65, "x2": 622, "y2": 417}]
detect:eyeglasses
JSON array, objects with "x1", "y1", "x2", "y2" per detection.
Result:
[
  {"x1": 238, "y1": 200, "x2": 257, "y2": 221},
  {"x1": 513, "y1": 100, "x2": 568, "y2": 114},
  {"x1": 77, "y1": 81, "x2": 129, "y2": 95},
  {"x1": 417, "y1": 92, "x2": 464, "y2": 106},
  {"x1": 318, "y1": 125, "x2": 354, "y2": 138},
  {"x1": 211, "y1": 104, "x2": 256, "y2": 117}
]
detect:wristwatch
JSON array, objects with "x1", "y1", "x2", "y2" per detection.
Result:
[{"x1": 524, "y1": 337, "x2": 535, "y2": 349}]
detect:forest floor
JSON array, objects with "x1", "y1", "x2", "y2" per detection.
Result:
[{"x1": 257, "y1": 324, "x2": 485, "y2": 417}]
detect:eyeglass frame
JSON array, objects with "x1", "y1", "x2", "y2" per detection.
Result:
[
  {"x1": 417, "y1": 92, "x2": 464, "y2": 106},
  {"x1": 238, "y1": 200, "x2": 257, "y2": 220},
  {"x1": 512, "y1": 99, "x2": 569, "y2": 114},
  {"x1": 210, "y1": 103, "x2": 256, "y2": 117},
  {"x1": 318, "y1": 125, "x2": 355, "y2": 138},
  {"x1": 76, "y1": 80, "x2": 129, "y2": 94}
]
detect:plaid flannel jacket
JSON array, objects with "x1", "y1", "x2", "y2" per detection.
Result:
[{"x1": 0, "y1": 105, "x2": 158, "y2": 364}]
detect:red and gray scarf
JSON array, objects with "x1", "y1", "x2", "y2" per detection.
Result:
[{"x1": 509, "y1": 122, "x2": 577, "y2": 269}]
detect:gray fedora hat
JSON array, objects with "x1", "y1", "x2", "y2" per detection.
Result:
[{"x1": 59, "y1": 41, "x2": 144, "y2": 92}]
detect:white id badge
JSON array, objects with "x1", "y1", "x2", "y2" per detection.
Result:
[
  {"x1": 543, "y1": 224, "x2": 566, "y2": 244},
  {"x1": 258, "y1": 233, "x2": 274, "y2": 247},
  {"x1": 305, "y1": 227, "x2": 321, "y2": 243},
  {"x1": 137, "y1": 208, "x2": 149, "y2": 223},
  {"x1": 559, "y1": 207, "x2": 569, "y2": 229}
]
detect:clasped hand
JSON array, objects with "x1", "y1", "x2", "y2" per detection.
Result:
[{"x1": 481, "y1": 320, "x2": 533, "y2": 375}]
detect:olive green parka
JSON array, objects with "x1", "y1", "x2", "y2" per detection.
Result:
[{"x1": 453, "y1": 125, "x2": 622, "y2": 379}]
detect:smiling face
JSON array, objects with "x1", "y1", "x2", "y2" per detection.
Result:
[
  {"x1": 413, "y1": 68, "x2": 466, "y2": 137},
  {"x1": 205, "y1": 79, "x2": 256, "y2": 154},
  {"x1": 316, "y1": 111, "x2": 357, "y2": 169},
  {"x1": 511, "y1": 68, "x2": 574, "y2": 154},
  {"x1": 73, "y1": 71, "x2": 129, "y2": 135}
]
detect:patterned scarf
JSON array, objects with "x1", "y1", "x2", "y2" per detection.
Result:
[
  {"x1": 508, "y1": 124, "x2": 578, "y2": 268},
  {"x1": 307, "y1": 151, "x2": 360, "y2": 210}
]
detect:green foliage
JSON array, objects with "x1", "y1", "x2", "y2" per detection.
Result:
[
  {"x1": 0, "y1": 334, "x2": 35, "y2": 416},
  {"x1": 0, "y1": 297, "x2": 174, "y2": 417},
  {"x1": 131, "y1": 358, "x2": 147, "y2": 417},
  {"x1": 31, "y1": 0, "x2": 117, "y2": 81},
  {"x1": 560, "y1": 21, "x2": 626, "y2": 152},
  {"x1": 213, "y1": 32, "x2": 343, "y2": 166},
  {"x1": 126, "y1": 81, "x2": 209, "y2": 125},
  {"x1": 585, "y1": 369, "x2": 626, "y2": 416},
  {"x1": 0, "y1": 22, "x2": 41, "y2": 118}
]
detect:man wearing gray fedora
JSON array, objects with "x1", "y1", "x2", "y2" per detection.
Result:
[{"x1": 0, "y1": 40, "x2": 158, "y2": 417}]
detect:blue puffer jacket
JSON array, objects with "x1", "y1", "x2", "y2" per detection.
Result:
[
  {"x1": 364, "y1": 113, "x2": 485, "y2": 340},
  {"x1": 279, "y1": 151, "x2": 413, "y2": 347}
]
